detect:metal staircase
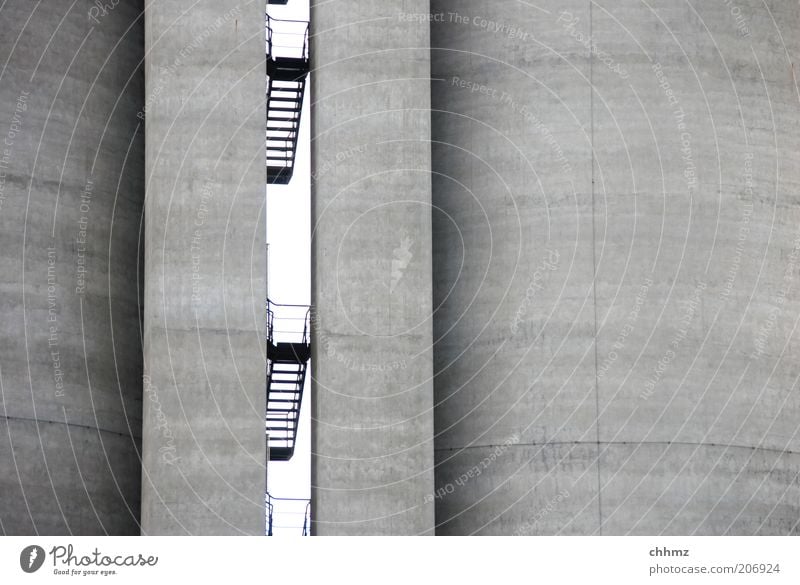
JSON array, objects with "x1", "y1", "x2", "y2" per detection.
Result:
[
  {"x1": 266, "y1": 15, "x2": 309, "y2": 185},
  {"x1": 266, "y1": 301, "x2": 310, "y2": 462},
  {"x1": 264, "y1": 7, "x2": 312, "y2": 533}
]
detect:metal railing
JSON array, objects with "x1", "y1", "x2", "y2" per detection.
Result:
[
  {"x1": 266, "y1": 14, "x2": 309, "y2": 61},
  {"x1": 266, "y1": 492, "x2": 311, "y2": 536},
  {"x1": 266, "y1": 299, "x2": 310, "y2": 346},
  {"x1": 302, "y1": 501, "x2": 311, "y2": 536},
  {"x1": 266, "y1": 299, "x2": 310, "y2": 459}
]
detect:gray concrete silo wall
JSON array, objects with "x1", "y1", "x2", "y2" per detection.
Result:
[
  {"x1": 141, "y1": 0, "x2": 267, "y2": 535},
  {"x1": 0, "y1": 0, "x2": 144, "y2": 534},
  {"x1": 431, "y1": 0, "x2": 800, "y2": 534},
  {"x1": 310, "y1": 0, "x2": 436, "y2": 535}
]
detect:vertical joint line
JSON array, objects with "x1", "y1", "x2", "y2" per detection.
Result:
[{"x1": 589, "y1": 0, "x2": 603, "y2": 535}]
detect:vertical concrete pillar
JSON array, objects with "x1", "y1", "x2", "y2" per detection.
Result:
[
  {"x1": 0, "y1": 0, "x2": 144, "y2": 535},
  {"x1": 310, "y1": 0, "x2": 436, "y2": 534},
  {"x1": 142, "y1": 0, "x2": 267, "y2": 535}
]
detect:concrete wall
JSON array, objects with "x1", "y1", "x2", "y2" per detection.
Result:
[
  {"x1": 310, "y1": 0, "x2": 436, "y2": 535},
  {"x1": 432, "y1": 0, "x2": 800, "y2": 535},
  {"x1": 142, "y1": 0, "x2": 267, "y2": 535},
  {"x1": 0, "y1": 0, "x2": 144, "y2": 534}
]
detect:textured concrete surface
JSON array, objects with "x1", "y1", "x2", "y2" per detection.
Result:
[
  {"x1": 431, "y1": 0, "x2": 800, "y2": 534},
  {"x1": 0, "y1": 0, "x2": 144, "y2": 534},
  {"x1": 310, "y1": 0, "x2": 436, "y2": 535},
  {"x1": 141, "y1": 0, "x2": 266, "y2": 535}
]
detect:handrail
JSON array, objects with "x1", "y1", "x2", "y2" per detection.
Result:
[
  {"x1": 268, "y1": 300, "x2": 311, "y2": 308},
  {"x1": 267, "y1": 491, "x2": 310, "y2": 501},
  {"x1": 302, "y1": 501, "x2": 311, "y2": 536},
  {"x1": 266, "y1": 492, "x2": 311, "y2": 536},
  {"x1": 267, "y1": 303, "x2": 275, "y2": 346},
  {"x1": 266, "y1": 299, "x2": 310, "y2": 346},
  {"x1": 266, "y1": 497, "x2": 274, "y2": 536},
  {"x1": 266, "y1": 15, "x2": 310, "y2": 25},
  {"x1": 266, "y1": 14, "x2": 309, "y2": 61}
]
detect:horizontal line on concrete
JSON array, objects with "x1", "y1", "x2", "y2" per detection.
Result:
[
  {"x1": 0, "y1": 414, "x2": 142, "y2": 440},
  {"x1": 436, "y1": 440, "x2": 800, "y2": 457}
]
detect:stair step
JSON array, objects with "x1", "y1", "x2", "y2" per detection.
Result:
[
  {"x1": 267, "y1": 173, "x2": 292, "y2": 185},
  {"x1": 267, "y1": 115, "x2": 298, "y2": 121},
  {"x1": 268, "y1": 449, "x2": 294, "y2": 462},
  {"x1": 269, "y1": 96, "x2": 301, "y2": 103},
  {"x1": 270, "y1": 64, "x2": 307, "y2": 71},
  {"x1": 269, "y1": 63, "x2": 307, "y2": 71}
]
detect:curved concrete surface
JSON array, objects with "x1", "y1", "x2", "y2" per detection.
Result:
[
  {"x1": 432, "y1": 0, "x2": 800, "y2": 534},
  {"x1": 0, "y1": 0, "x2": 144, "y2": 534}
]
